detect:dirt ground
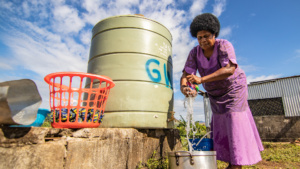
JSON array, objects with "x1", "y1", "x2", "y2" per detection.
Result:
[
  {"x1": 252, "y1": 160, "x2": 300, "y2": 169},
  {"x1": 218, "y1": 160, "x2": 300, "y2": 169}
]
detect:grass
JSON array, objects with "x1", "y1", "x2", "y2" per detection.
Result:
[
  {"x1": 196, "y1": 142, "x2": 300, "y2": 169},
  {"x1": 262, "y1": 142, "x2": 300, "y2": 163},
  {"x1": 255, "y1": 142, "x2": 300, "y2": 169}
]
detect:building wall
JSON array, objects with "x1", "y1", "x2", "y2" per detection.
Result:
[
  {"x1": 253, "y1": 115, "x2": 300, "y2": 142},
  {"x1": 248, "y1": 75, "x2": 300, "y2": 117}
]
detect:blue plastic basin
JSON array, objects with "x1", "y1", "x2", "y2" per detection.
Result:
[
  {"x1": 10, "y1": 109, "x2": 51, "y2": 127},
  {"x1": 189, "y1": 138, "x2": 214, "y2": 151}
]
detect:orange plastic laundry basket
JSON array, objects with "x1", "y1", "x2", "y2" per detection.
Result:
[{"x1": 44, "y1": 72, "x2": 115, "y2": 128}]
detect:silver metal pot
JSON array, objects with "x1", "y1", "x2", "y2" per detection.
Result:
[{"x1": 168, "y1": 151, "x2": 217, "y2": 169}]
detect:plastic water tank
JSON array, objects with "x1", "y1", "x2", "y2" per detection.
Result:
[{"x1": 87, "y1": 15, "x2": 173, "y2": 128}]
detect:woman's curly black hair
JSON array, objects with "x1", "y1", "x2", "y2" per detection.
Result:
[{"x1": 190, "y1": 13, "x2": 220, "y2": 38}]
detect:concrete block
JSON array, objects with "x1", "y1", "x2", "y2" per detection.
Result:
[{"x1": 0, "y1": 141, "x2": 66, "y2": 169}]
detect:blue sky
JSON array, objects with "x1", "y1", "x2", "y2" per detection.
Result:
[{"x1": 1, "y1": 0, "x2": 299, "y2": 122}]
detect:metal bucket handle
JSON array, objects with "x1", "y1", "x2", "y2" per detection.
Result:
[
  {"x1": 195, "y1": 131, "x2": 212, "y2": 147},
  {"x1": 175, "y1": 151, "x2": 194, "y2": 166}
]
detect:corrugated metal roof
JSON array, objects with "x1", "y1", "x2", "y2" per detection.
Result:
[
  {"x1": 249, "y1": 75, "x2": 300, "y2": 85},
  {"x1": 248, "y1": 75, "x2": 300, "y2": 117}
]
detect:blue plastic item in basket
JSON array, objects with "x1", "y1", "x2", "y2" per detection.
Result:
[{"x1": 10, "y1": 109, "x2": 51, "y2": 127}]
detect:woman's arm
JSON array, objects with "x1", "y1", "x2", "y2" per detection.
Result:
[
  {"x1": 202, "y1": 61, "x2": 236, "y2": 83},
  {"x1": 186, "y1": 61, "x2": 236, "y2": 84},
  {"x1": 180, "y1": 71, "x2": 188, "y2": 88}
]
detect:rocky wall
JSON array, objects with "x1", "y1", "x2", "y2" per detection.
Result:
[{"x1": 0, "y1": 127, "x2": 182, "y2": 169}]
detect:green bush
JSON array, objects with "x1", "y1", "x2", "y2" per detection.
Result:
[
  {"x1": 137, "y1": 151, "x2": 168, "y2": 169},
  {"x1": 41, "y1": 113, "x2": 52, "y2": 127},
  {"x1": 176, "y1": 115, "x2": 207, "y2": 150}
]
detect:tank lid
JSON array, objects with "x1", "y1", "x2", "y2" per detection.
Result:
[
  {"x1": 92, "y1": 14, "x2": 172, "y2": 41},
  {"x1": 134, "y1": 14, "x2": 144, "y2": 17}
]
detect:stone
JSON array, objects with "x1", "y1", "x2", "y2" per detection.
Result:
[
  {"x1": 65, "y1": 128, "x2": 182, "y2": 169},
  {"x1": 0, "y1": 141, "x2": 66, "y2": 169},
  {"x1": 0, "y1": 126, "x2": 49, "y2": 147}
]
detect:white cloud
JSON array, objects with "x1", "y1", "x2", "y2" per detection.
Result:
[
  {"x1": 1, "y1": 16, "x2": 88, "y2": 78},
  {"x1": 284, "y1": 49, "x2": 300, "y2": 63},
  {"x1": 115, "y1": 0, "x2": 140, "y2": 8},
  {"x1": 173, "y1": 83, "x2": 179, "y2": 93},
  {"x1": 172, "y1": 28, "x2": 197, "y2": 78},
  {"x1": 174, "y1": 97, "x2": 205, "y2": 122},
  {"x1": 81, "y1": 0, "x2": 141, "y2": 26},
  {"x1": 137, "y1": 0, "x2": 185, "y2": 29},
  {"x1": 246, "y1": 74, "x2": 282, "y2": 84},
  {"x1": 52, "y1": 5, "x2": 85, "y2": 34},
  {"x1": 189, "y1": 0, "x2": 208, "y2": 18},
  {"x1": 295, "y1": 49, "x2": 300, "y2": 58},
  {"x1": 35, "y1": 78, "x2": 51, "y2": 109},
  {"x1": 21, "y1": 1, "x2": 30, "y2": 18},
  {"x1": 219, "y1": 26, "x2": 232, "y2": 39},
  {"x1": 177, "y1": 0, "x2": 189, "y2": 3},
  {"x1": 239, "y1": 65, "x2": 258, "y2": 73},
  {"x1": 19, "y1": 1, "x2": 50, "y2": 21},
  {"x1": 82, "y1": 0, "x2": 104, "y2": 13},
  {"x1": 0, "y1": 0, "x2": 14, "y2": 12},
  {"x1": 0, "y1": 60, "x2": 13, "y2": 70},
  {"x1": 212, "y1": 0, "x2": 226, "y2": 17},
  {"x1": 79, "y1": 30, "x2": 92, "y2": 45},
  {"x1": 81, "y1": 0, "x2": 106, "y2": 25}
]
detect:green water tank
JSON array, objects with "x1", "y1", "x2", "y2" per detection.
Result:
[{"x1": 87, "y1": 15, "x2": 174, "y2": 128}]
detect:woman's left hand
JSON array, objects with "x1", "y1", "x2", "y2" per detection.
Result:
[{"x1": 186, "y1": 74, "x2": 202, "y2": 84}]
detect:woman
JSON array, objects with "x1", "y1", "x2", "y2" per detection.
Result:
[{"x1": 180, "y1": 13, "x2": 264, "y2": 169}]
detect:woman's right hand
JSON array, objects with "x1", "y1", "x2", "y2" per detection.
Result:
[{"x1": 181, "y1": 86, "x2": 197, "y2": 97}]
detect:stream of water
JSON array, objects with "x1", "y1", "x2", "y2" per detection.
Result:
[{"x1": 184, "y1": 96, "x2": 197, "y2": 152}]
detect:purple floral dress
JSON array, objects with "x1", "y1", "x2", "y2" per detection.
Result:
[{"x1": 184, "y1": 39, "x2": 264, "y2": 165}]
